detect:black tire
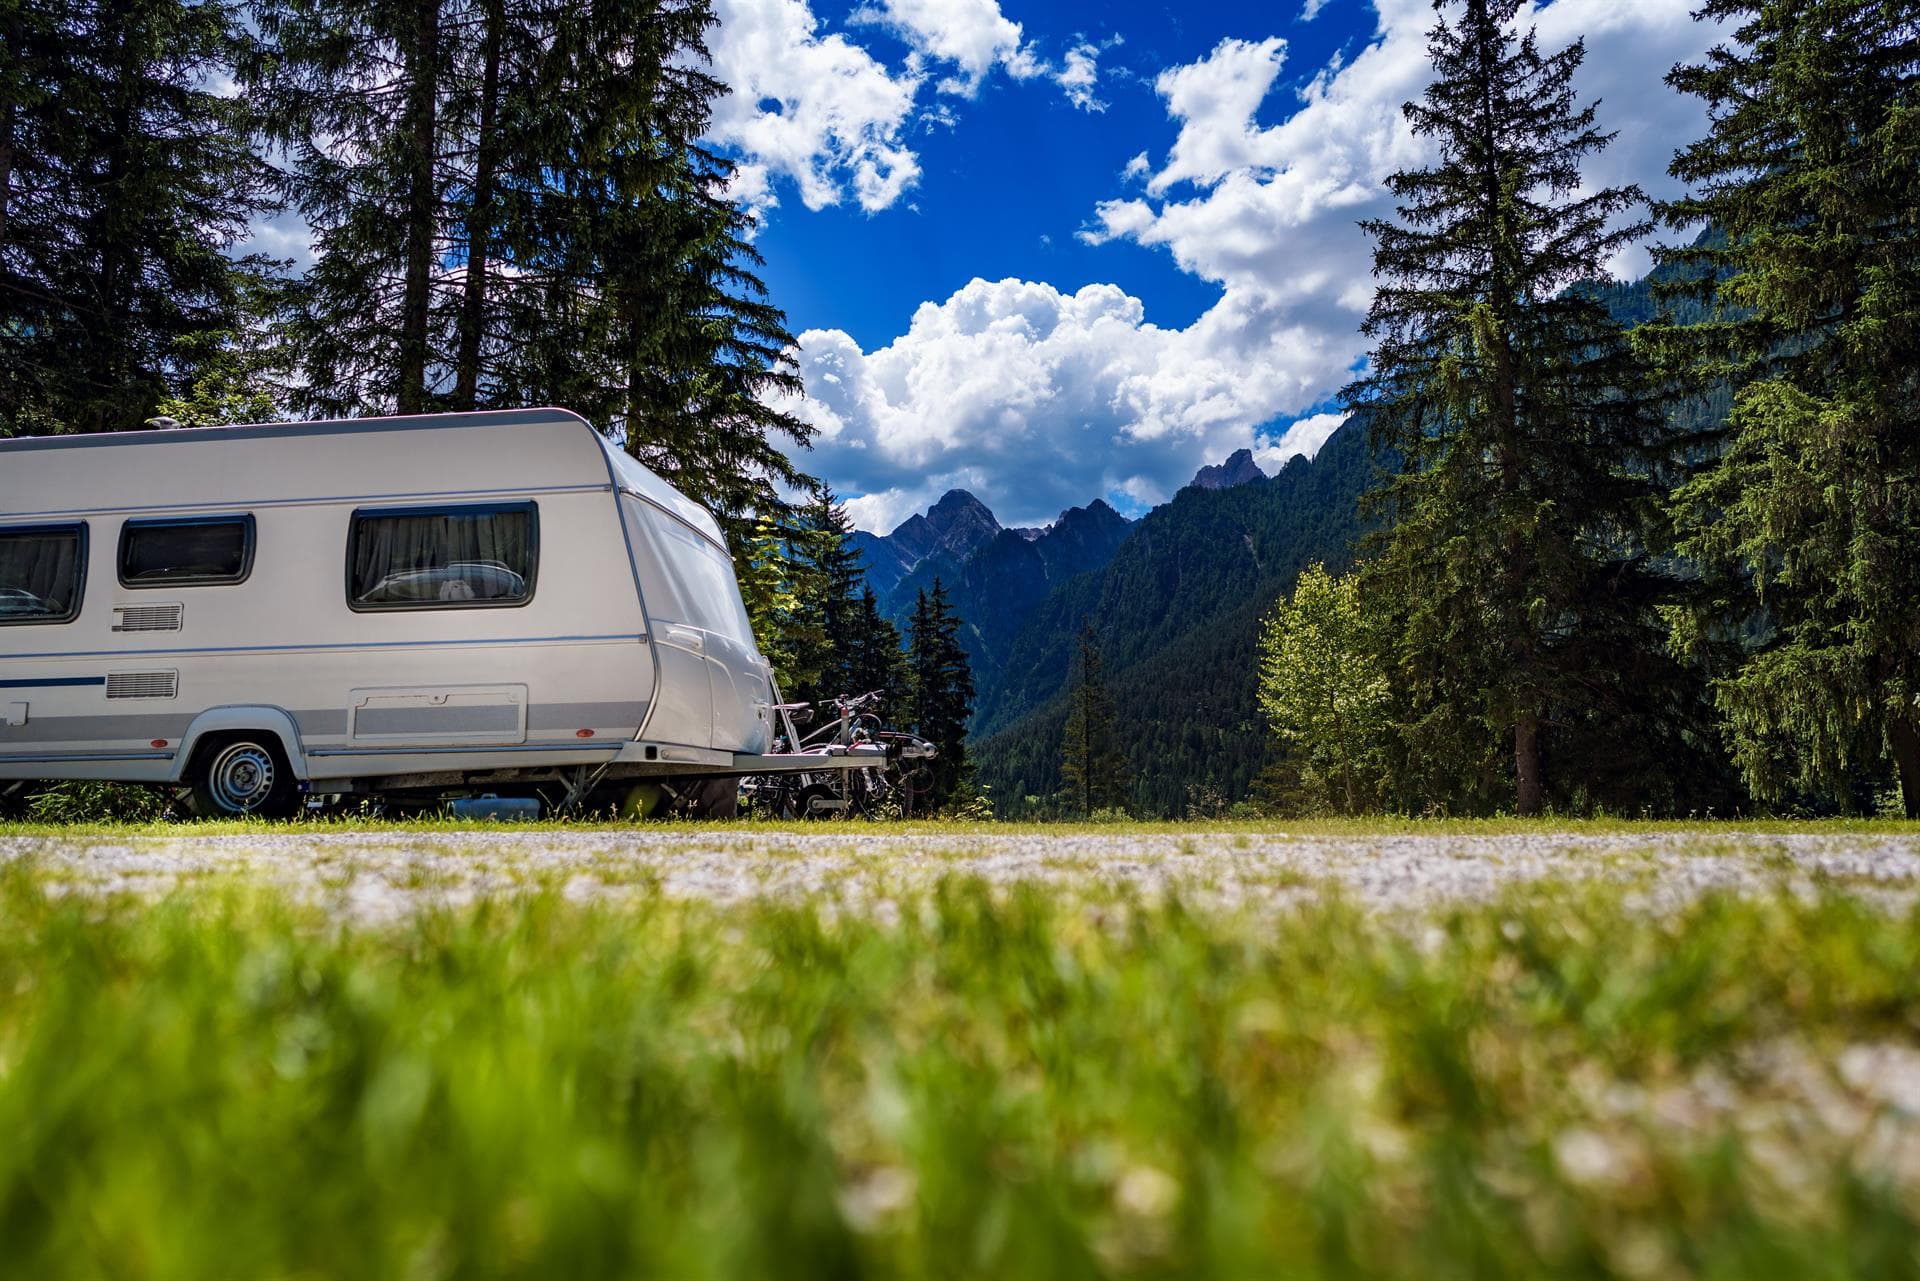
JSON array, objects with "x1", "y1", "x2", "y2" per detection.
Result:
[
  {"x1": 687, "y1": 777, "x2": 740, "y2": 819},
  {"x1": 188, "y1": 734, "x2": 299, "y2": 819},
  {"x1": 0, "y1": 782, "x2": 31, "y2": 821},
  {"x1": 793, "y1": 782, "x2": 845, "y2": 819}
]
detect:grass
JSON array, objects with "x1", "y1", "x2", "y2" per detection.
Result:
[
  {"x1": 3, "y1": 855, "x2": 1920, "y2": 1279},
  {"x1": 3, "y1": 814, "x2": 1920, "y2": 839}
]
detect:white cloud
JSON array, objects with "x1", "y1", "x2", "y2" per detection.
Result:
[
  {"x1": 706, "y1": 0, "x2": 924, "y2": 216},
  {"x1": 792, "y1": 0, "x2": 1728, "y2": 528},
  {"x1": 1144, "y1": 36, "x2": 1294, "y2": 195},
  {"x1": 1255, "y1": 412, "x2": 1347, "y2": 471},
  {"x1": 1298, "y1": 0, "x2": 1332, "y2": 21},
  {"x1": 1056, "y1": 41, "x2": 1107, "y2": 112},
  {"x1": 1095, "y1": 0, "x2": 1724, "y2": 299},
  {"x1": 705, "y1": 0, "x2": 1117, "y2": 216},
  {"x1": 854, "y1": 0, "x2": 1042, "y2": 94},
  {"x1": 773, "y1": 277, "x2": 1349, "y2": 529}
]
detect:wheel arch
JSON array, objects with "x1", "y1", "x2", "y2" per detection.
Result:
[{"x1": 169, "y1": 707, "x2": 310, "y2": 785}]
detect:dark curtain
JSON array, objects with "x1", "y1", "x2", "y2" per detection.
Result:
[
  {"x1": 350, "y1": 507, "x2": 534, "y2": 606},
  {"x1": 122, "y1": 521, "x2": 248, "y2": 582},
  {"x1": 0, "y1": 528, "x2": 84, "y2": 621}
]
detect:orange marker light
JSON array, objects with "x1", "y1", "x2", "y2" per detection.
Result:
[{"x1": 576, "y1": 729, "x2": 595, "y2": 738}]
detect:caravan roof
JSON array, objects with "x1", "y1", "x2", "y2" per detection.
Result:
[{"x1": 0, "y1": 408, "x2": 729, "y2": 552}]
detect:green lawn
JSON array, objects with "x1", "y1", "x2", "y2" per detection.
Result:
[
  {"x1": 4, "y1": 814, "x2": 1920, "y2": 838},
  {"x1": 2, "y1": 849, "x2": 1919, "y2": 1279}
]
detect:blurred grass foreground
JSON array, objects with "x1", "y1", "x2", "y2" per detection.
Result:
[{"x1": 3, "y1": 863, "x2": 1920, "y2": 1279}]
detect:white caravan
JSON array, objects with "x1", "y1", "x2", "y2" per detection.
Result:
[{"x1": 0, "y1": 408, "x2": 861, "y2": 816}]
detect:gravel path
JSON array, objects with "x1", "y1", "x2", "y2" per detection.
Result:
[{"x1": 5, "y1": 827, "x2": 1920, "y2": 923}]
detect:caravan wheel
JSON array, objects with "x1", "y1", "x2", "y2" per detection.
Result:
[{"x1": 189, "y1": 735, "x2": 298, "y2": 819}]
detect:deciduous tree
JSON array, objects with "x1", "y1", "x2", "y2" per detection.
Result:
[{"x1": 1257, "y1": 565, "x2": 1392, "y2": 814}]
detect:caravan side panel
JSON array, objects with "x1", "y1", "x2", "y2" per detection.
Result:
[{"x1": 0, "y1": 412, "x2": 659, "y2": 785}]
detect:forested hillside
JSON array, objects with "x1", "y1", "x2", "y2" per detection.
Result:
[
  {"x1": 973, "y1": 418, "x2": 1375, "y2": 817},
  {"x1": 889, "y1": 500, "x2": 1132, "y2": 694},
  {"x1": 847, "y1": 492, "x2": 1133, "y2": 696}
]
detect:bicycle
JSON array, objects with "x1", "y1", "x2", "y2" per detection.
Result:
[{"x1": 744, "y1": 690, "x2": 936, "y2": 819}]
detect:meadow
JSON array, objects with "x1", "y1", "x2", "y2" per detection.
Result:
[{"x1": 3, "y1": 822, "x2": 1920, "y2": 1278}]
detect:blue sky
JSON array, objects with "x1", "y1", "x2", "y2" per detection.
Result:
[
  {"x1": 707, "y1": 0, "x2": 1729, "y2": 531},
  {"x1": 750, "y1": 0, "x2": 1363, "y2": 350}
]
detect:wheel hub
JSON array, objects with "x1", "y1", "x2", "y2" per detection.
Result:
[{"x1": 209, "y1": 743, "x2": 276, "y2": 813}]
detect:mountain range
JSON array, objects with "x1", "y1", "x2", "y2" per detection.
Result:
[
  {"x1": 842, "y1": 249, "x2": 1707, "y2": 816},
  {"x1": 846, "y1": 428, "x2": 1373, "y2": 816},
  {"x1": 851, "y1": 489, "x2": 1136, "y2": 694}
]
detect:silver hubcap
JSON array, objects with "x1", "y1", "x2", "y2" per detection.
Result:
[{"x1": 208, "y1": 743, "x2": 276, "y2": 813}]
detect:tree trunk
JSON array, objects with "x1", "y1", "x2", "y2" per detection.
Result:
[
  {"x1": 0, "y1": 91, "x2": 15, "y2": 258},
  {"x1": 453, "y1": 0, "x2": 503, "y2": 409},
  {"x1": 1514, "y1": 712, "x2": 1543, "y2": 817},
  {"x1": 90, "y1": 24, "x2": 135, "y2": 433},
  {"x1": 397, "y1": 0, "x2": 440, "y2": 415},
  {"x1": 1890, "y1": 708, "x2": 1920, "y2": 821}
]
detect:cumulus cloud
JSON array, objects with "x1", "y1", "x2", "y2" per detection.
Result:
[
  {"x1": 794, "y1": 0, "x2": 1727, "y2": 528},
  {"x1": 1255, "y1": 412, "x2": 1348, "y2": 471},
  {"x1": 1092, "y1": 0, "x2": 1724, "y2": 303},
  {"x1": 1144, "y1": 36, "x2": 1296, "y2": 195},
  {"x1": 1299, "y1": 0, "x2": 1332, "y2": 21},
  {"x1": 706, "y1": 0, "x2": 1117, "y2": 216},
  {"x1": 772, "y1": 277, "x2": 1349, "y2": 530},
  {"x1": 853, "y1": 0, "x2": 1043, "y2": 94},
  {"x1": 706, "y1": 0, "x2": 924, "y2": 216},
  {"x1": 1056, "y1": 41, "x2": 1108, "y2": 112}
]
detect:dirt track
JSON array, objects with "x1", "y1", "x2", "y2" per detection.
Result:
[{"x1": 5, "y1": 827, "x2": 1920, "y2": 923}]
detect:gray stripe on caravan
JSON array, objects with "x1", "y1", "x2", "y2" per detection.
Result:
[
  {"x1": 294, "y1": 703, "x2": 646, "y2": 740},
  {"x1": 294, "y1": 710, "x2": 349, "y2": 738},
  {"x1": 354, "y1": 705, "x2": 521, "y2": 737},
  {"x1": 0, "y1": 712, "x2": 196, "y2": 745},
  {"x1": 528, "y1": 701, "x2": 649, "y2": 731}
]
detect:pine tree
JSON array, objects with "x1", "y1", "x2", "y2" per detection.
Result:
[
  {"x1": 251, "y1": 0, "x2": 816, "y2": 542},
  {"x1": 737, "y1": 513, "x2": 815, "y2": 697},
  {"x1": 251, "y1": 0, "x2": 455, "y2": 416},
  {"x1": 771, "y1": 488, "x2": 868, "y2": 703},
  {"x1": 1057, "y1": 622, "x2": 1129, "y2": 816},
  {"x1": 0, "y1": 0, "x2": 278, "y2": 435},
  {"x1": 1346, "y1": 0, "x2": 1678, "y2": 816},
  {"x1": 1655, "y1": 1, "x2": 1920, "y2": 816},
  {"x1": 844, "y1": 588, "x2": 911, "y2": 708},
  {"x1": 487, "y1": 0, "x2": 815, "y2": 544},
  {"x1": 907, "y1": 580, "x2": 975, "y2": 809}
]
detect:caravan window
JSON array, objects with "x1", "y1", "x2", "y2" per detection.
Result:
[
  {"x1": 347, "y1": 503, "x2": 538, "y2": 611},
  {"x1": 119, "y1": 515, "x2": 255, "y2": 587},
  {"x1": 0, "y1": 523, "x2": 87, "y2": 625},
  {"x1": 634, "y1": 503, "x2": 754, "y2": 645}
]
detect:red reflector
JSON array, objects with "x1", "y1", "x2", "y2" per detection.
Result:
[
  {"x1": 150, "y1": 739, "x2": 168, "y2": 749},
  {"x1": 576, "y1": 729, "x2": 595, "y2": 738}
]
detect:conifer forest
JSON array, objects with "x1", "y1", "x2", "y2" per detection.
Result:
[{"x1": 3, "y1": 0, "x2": 1918, "y2": 818}]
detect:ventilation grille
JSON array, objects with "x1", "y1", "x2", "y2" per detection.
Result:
[
  {"x1": 106, "y1": 670, "x2": 178, "y2": 700},
  {"x1": 113, "y1": 604, "x2": 184, "y2": 633}
]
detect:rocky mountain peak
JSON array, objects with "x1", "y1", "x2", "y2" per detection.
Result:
[
  {"x1": 927, "y1": 488, "x2": 996, "y2": 528},
  {"x1": 1189, "y1": 448, "x2": 1266, "y2": 491}
]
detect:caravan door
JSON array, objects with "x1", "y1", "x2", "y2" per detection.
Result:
[
  {"x1": 701, "y1": 629, "x2": 773, "y2": 753},
  {"x1": 623, "y1": 497, "x2": 772, "y2": 754},
  {"x1": 624, "y1": 496, "x2": 712, "y2": 748}
]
